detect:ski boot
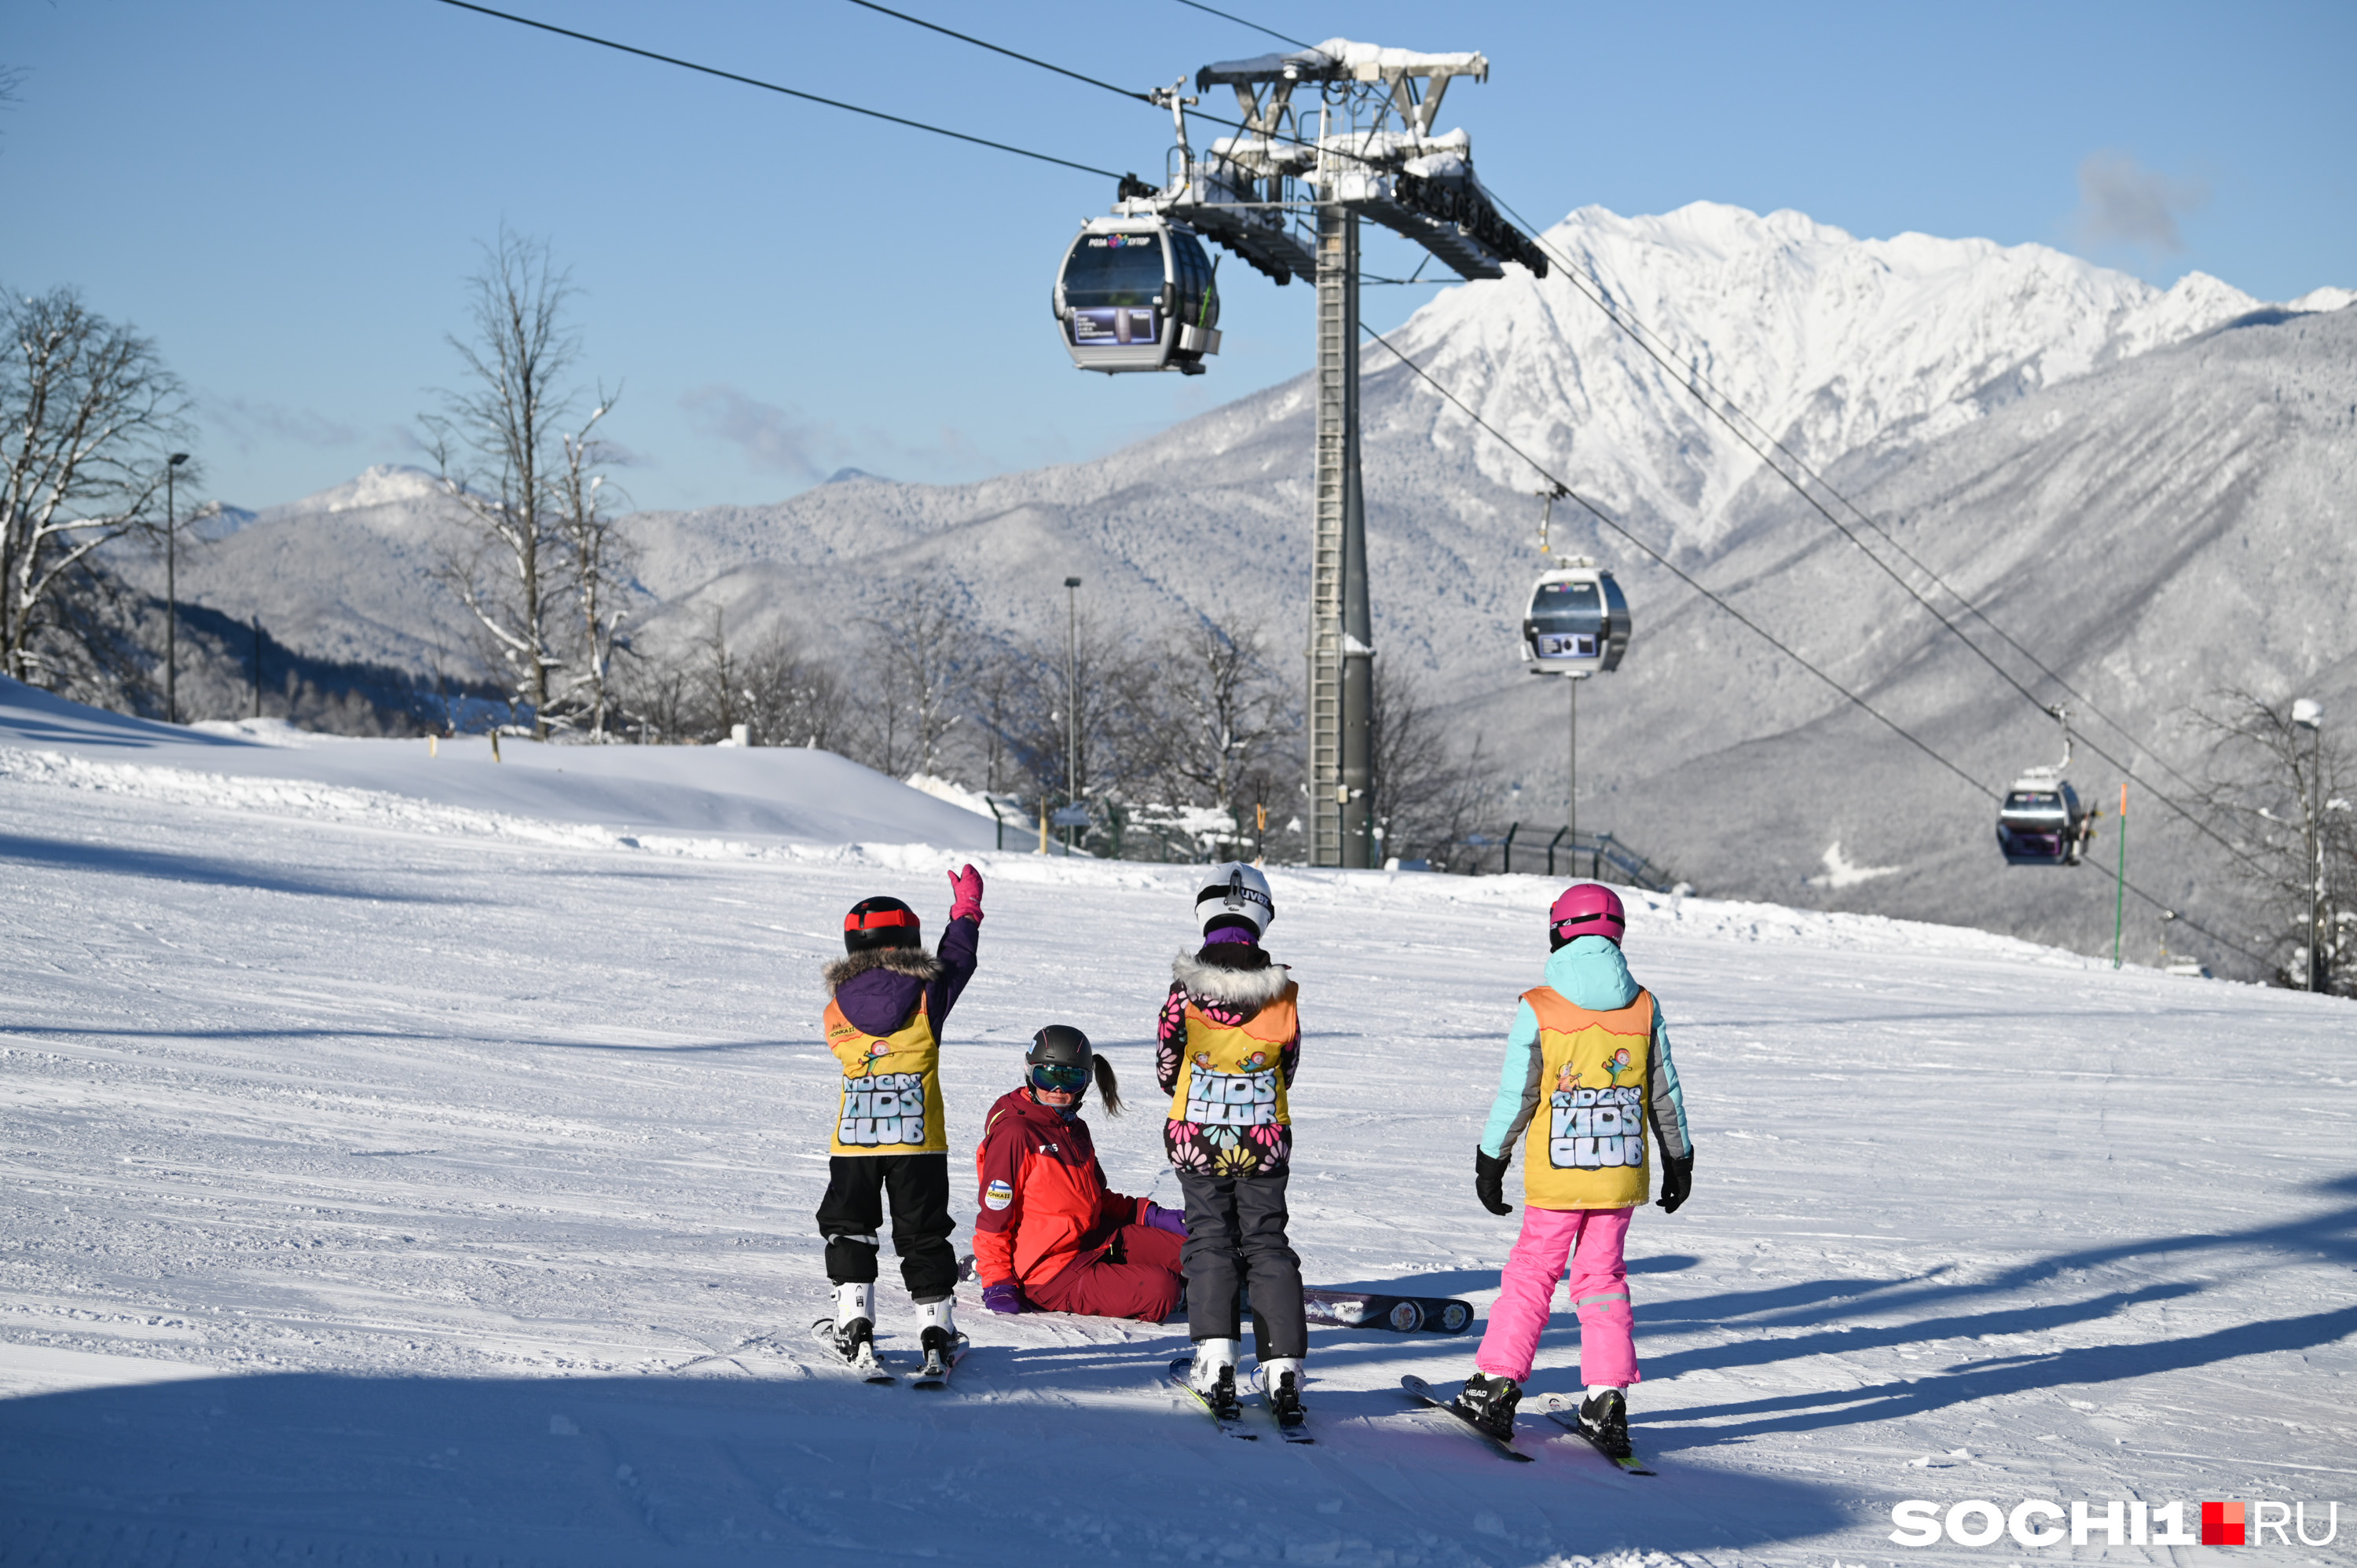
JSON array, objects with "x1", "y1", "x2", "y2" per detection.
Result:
[
  {"x1": 914, "y1": 1296, "x2": 962, "y2": 1382},
  {"x1": 1450, "y1": 1372, "x2": 1522, "y2": 1440},
  {"x1": 816, "y1": 1282, "x2": 885, "y2": 1375},
  {"x1": 1578, "y1": 1387, "x2": 1632, "y2": 1458},
  {"x1": 1260, "y1": 1356, "x2": 1307, "y2": 1431},
  {"x1": 1188, "y1": 1337, "x2": 1243, "y2": 1420}
]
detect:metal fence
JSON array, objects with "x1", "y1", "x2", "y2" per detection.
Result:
[{"x1": 1458, "y1": 826, "x2": 1683, "y2": 892}]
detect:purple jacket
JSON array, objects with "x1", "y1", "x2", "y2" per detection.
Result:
[{"x1": 823, "y1": 914, "x2": 981, "y2": 1039}]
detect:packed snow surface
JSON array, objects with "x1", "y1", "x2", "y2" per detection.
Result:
[{"x1": 1, "y1": 690, "x2": 2351, "y2": 1566}]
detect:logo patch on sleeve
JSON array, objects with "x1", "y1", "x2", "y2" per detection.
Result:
[{"x1": 984, "y1": 1178, "x2": 1014, "y2": 1211}]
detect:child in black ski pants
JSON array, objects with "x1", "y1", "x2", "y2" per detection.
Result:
[
  {"x1": 813, "y1": 866, "x2": 982, "y2": 1367},
  {"x1": 1157, "y1": 863, "x2": 1307, "y2": 1426}
]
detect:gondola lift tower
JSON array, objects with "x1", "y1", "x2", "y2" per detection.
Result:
[{"x1": 1054, "y1": 38, "x2": 1546, "y2": 867}]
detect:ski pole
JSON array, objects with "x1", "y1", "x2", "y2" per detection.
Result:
[{"x1": 2113, "y1": 782, "x2": 2127, "y2": 969}]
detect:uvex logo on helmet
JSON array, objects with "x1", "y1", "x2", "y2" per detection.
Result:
[{"x1": 1549, "y1": 883, "x2": 1626, "y2": 948}]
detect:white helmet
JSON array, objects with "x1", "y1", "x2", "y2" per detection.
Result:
[{"x1": 1196, "y1": 863, "x2": 1274, "y2": 938}]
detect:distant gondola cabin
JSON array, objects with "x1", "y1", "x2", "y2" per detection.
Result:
[{"x1": 1520, "y1": 562, "x2": 1630, "y2": 676}]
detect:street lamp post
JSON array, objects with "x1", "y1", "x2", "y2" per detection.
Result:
[
  {"x1": 165, "y1": 452, "x2": 190, "y2": 724},
  {"x1": 1063, "y1": 576, "x2": 1081, "y2": 850},
  {"x1": 2293, "y1": 698, "x2": 2323, "y2": 991}
]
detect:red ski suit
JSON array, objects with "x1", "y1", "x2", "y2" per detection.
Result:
[{"x1": 971, "y1": 1088, "x2": 1181, "y2": 1321}]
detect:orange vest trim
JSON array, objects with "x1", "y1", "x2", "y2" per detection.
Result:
[
  {"x1": 1519, "y1": 986, "x2": 1655, "y2": 1210},
  {"x1": 824, "y1": 995, "x2": 946, "y2": 1156},
  {"x1": 1168, "y1": 984, "x2": 1298, "y2": 1132}
]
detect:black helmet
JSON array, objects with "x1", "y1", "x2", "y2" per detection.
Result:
[
  {"x1": 842, "y1": 896, "x2": 922, "y2": 954},
  {"x1": 1025, "y1": 1025, "x2": 1120, "y2": 1117},
  {"x1": 1025, "y1": 1024, "x2": 1093, "y2": 1068}
]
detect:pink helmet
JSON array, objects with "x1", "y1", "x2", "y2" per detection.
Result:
[{"x1": 1549, "y1": 883, "x2": 1625, "y2": 948}]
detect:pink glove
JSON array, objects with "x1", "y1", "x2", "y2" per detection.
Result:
[
  {"x1": 948, "y1": 863, "x2": 984, "y2": 924},
  {"x1": 1139, "y1": 1200, "x2": 1186, "y2": 1237}
]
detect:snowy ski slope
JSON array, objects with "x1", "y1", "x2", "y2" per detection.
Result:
[{"x1": 0, "y1": 689, "x2": 2351, "y2": 1566}]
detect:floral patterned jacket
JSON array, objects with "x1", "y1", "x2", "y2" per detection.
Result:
[{"x1": 1156, "y1": 942, "x2": 1300, "y2": 1178}]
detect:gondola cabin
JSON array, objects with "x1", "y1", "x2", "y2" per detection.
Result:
[
  {"x1": 1996, "y1": 768, "x2": 2092, "y2": 866},
  {"x1": 1053, "y1": 216, "x2": 1222, "y2": 375},
  {"x1": 1520, "y1": 562, "x2": 1630, "y2": 676}
]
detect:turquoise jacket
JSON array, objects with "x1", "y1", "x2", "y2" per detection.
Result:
[{"x1": 1478, "y1": 935, "x2": 1692, "y2": 1163}]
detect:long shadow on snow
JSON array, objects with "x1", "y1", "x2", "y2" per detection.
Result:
[
  {"x1": 0, "y1": 1364, "x2": 1854, "y2": 1566},
  {"x1": 1642, "y1": 1299, "x2": 2357, "y2": 1445},
  {"x1": 0, "y1": 830, "x2": 460, "y2": 902}
]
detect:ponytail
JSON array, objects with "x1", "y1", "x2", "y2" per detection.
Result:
[{"x1": 1091, "y1": 1055, "x2": 1124, "y2": 1116}]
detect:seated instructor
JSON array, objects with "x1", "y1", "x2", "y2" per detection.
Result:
[{"x1": 973, "y1": 1027, "x2": 1188, "y2": 1321}]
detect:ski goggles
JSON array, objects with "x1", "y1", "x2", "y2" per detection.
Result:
[{"x1": 1028, "y1": 1061, "x2": 1090, "y2": 1093}]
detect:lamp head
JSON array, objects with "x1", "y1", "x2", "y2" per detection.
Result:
[
  {"x1": 2291, "y1": 698, "x2": 2322, "y2": 732},
  {"x1": 168, "y1": 452, "x2": 189, "y2": 467},
  {"x1": 1064, "y1": 576, "x2": 1082, "y2": 588}
]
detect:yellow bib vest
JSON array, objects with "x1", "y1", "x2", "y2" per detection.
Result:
[
  {"x1": 1519, "y1": 985, "x2": 1655, "y2": 1209},
  {"x1": 824, "y1": 995, "x2": 947, "y2": 1156},
  {"x1": 1168, "y1": 984, "x2": 1299, "y2": 1131}
]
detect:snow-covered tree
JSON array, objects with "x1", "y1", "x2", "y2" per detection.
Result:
[
  {"x1": 0, "y1": 286, "x2": 193, "y2": 698},
  {"x1": 2196, "y1": 691, "x2": 2355, "y2": 993}
]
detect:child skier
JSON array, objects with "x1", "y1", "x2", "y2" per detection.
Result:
[
  {"x1": 1159, "y1": 863, "x2": 1307, "y2": 1428},
  {"x1": 1452, "y1": 882, "x2": 1694, "y2": 1456},
  {"x1": 813, "y1": 865, "x2": 984, "y2": 1379}
]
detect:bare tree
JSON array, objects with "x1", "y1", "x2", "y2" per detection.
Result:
[
  {"x1": 2193, "y1": 690, "x2": 2354, "y2": 992},
  {"x1": 421, "y1": 229, "x2": 585, "y2": 738},
  {"x1": 0, "y1": 287, "x2": 194, "y2": 697},
  {"x1": 1146, "y1": 614, "x2": 1293, "y2": 816},
  {"x1": 548, "y1": 393, "x2": 633, "y2": 738},
  {"x1": 742, "y1": 623, "x2": 852, "y2": 749},
  {"x1": 1371, "y1": 660, "x2": 1499, "y2": 869},
  {"x1": 851, "y1": 584, "x2": 971, "y2": 779}
]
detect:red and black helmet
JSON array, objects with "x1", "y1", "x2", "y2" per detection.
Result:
[{"x1": 843, "y1": 896, "x2": 922, "y2": 954}]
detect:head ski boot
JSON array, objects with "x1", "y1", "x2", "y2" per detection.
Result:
[
  {"x1": 1451, "y1": 1372, "x2": 1522, "y2": 1440},
  {"x1": 1578, "y1": 1387, "x2": 1632, "y2": 1458},
  {"x1": 1188, "y1": 1337, "x2": 1242, "y2": 1420}
]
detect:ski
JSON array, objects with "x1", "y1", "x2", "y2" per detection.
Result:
[
  {"x1": 810, "y1": 1318, "x2": 896, "y2": 1384},
  {"x1": 1304, "y1": 1289, "x2": 1475, "y2": 1335},
  {"x1": 1248, "y1": 1366, "x2": 1316, "y2": 1444},
  {"x1": 1541, "y1": 1397, "x2": 1655, "y2": 1475},
  {"x1": 1398, "y1": 1375, "x2": 1534, "y2": 1462},
  {"x1": 1168, "y1": 1357, "x2": 1259, "y2": 1441},
  {"x1": 910, "y1": 1334, "x2": 969, "y2": 1390}
]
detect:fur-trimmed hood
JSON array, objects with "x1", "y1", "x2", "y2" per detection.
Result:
[
  {"x1": 1172, "y1": 947, "x2": 1292, "y2": 1009},
  {"x1": 823, "y1": 945, "x2": 941, "y2": 996}
]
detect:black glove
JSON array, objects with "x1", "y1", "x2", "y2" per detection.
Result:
[
  {"x1": 1655, "y1": 1152, "x2": 1693, "y2": 1214},
  {"x1": 1474, "y1": 1146, "x2": 1514, "y2": 1215}
]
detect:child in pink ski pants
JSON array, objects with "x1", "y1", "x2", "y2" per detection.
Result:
[
  {"x1": 1458, "y1": 884, "x2": 1695, "y2": 1443},
  {"x1": 1477, "y1": 1205, "x2": 1639, "y2": 1386}
]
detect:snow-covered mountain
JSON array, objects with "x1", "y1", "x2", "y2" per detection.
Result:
[
  {"x1": 156, "y1": 203, "x2": 2355, "y2": 969},
  {"x1": 1372, "y1": 202, "x2": 2270, "y2": 547}
]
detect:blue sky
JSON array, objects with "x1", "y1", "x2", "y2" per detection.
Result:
[{"x1": 5, "y1": 0, "x2": 2351, "y2": 514}]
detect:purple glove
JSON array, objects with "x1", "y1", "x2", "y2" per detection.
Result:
[
  {"x1": 1140, "y1": 1201, "x2": 1187, "y2": 1237},
  {"x1": 982, "y1": 1280, "x2": 1025, "y2": 1315},
  {"x1": 948, "y1": 863, "x2": 985, "y2": 925}
]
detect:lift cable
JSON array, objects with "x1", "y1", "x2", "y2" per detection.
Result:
[
  {"x1": 1171, "y1": 0, "x2": 1316, "y2": 50},
  {"x1": 842, "y1": 0, "x2": 1152, "y2": 104},
  {"x1": 429, "y1": 0, "x2": 1131, "y2": 181},
  {"x1": 1483, "y1": 196, "x2": 2249, "y2": 867},
  {"x1": 1357, "y1": 318, "x2": 2271, "y2": 969}
]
